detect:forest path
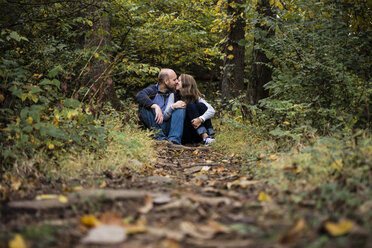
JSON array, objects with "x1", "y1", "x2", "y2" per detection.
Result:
[{"x1": 2, "y1": 142, "x2": 305, "y2": 247}]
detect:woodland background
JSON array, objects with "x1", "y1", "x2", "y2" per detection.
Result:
[{"x1": 0, "y1": 0, "x2": 371, "y2": 246}]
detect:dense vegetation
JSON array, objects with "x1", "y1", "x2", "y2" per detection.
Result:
[{"x1": 0, "y1": 0, "x2": 371, "y2": 246}]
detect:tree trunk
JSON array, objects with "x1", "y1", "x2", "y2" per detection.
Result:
[
  {"x1": 88, "y1": 1, "x2": 122, "y2": 115},
  {"x1": 221, "y1": 0, "x2": 246, "y2": 101},
  {"x1": 248, "y1": 0, "x2": 274, "y2": 104}
]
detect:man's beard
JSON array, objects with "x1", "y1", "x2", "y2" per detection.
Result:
[{"x1": 165, "y1": 83, "x2": 175, "y2": 92}]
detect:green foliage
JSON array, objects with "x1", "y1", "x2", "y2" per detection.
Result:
[{"x1": 263, "y1": 0, "x2": 370, "y2": 132}]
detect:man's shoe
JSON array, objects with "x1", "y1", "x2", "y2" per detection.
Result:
[{"x1": 203, "y1": 136, "x2": 215, "y2": 146}]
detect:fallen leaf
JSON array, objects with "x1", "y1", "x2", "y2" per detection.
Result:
[
  {"x1": 269, "y1": 154, "x2": 280, "y2": 160},
  {"x1": 80, "y1": 215, "x2": 101, "y2": 227},
  {"x1": 138, "y1": 195, "x2": 153, "y2": 214},
  {"x1": 58, "y1": 195, "x2": 68, "y2": 203},
  {"x1": 0, "y1": 93, "x2": 4, "y2": 102},
  {"x1": 147, "y1": 226, "x2": 184, "y2": 241},
  {"x1": 213, "y1": 167, "x2": 226, "y2": 173},
  {"x1": 81, "y1": 225, "x2": 127, "y2": 244},
  {"x1": 73, "y1": 186, "x2": 83, "y2": 191},
  {"x1": 99, "y1": 181, "x2": 107, "y2": 188},
  {"x1": 123, "y1": 218, "x2": 147, "y2": 235},
  {"x1": 35, "y1": 194, "x2": 58, "y2": 200},
  {"x1": 205, "y1": 160, "x2": 213, "y2": 164},
  {"x1": 278, "y1": 218, "x2": 307, "y2": 244},
  {"x1": 10, "y1": 177, "x2": 22, "y2": 191},
  {"x1": 100, "y1": 212, "x2": 124, "y2": 226},
  {"x1": 258, "y1": 191, "x2": 272, "y2": 202},
  {"x1": 9, "y1": 234, "x2": 27, "y2": 248},
  {"x1": 207, "y1": 219, "x2": 230, "y2": 233},
  {"x1": 180, "y1": 221, "x2": 215, "y2": 240},
  {"x1": 324, "y1": 219, "x2": 354, "y2": 236},
  {"x1": 158, "y1": 239, "x2": 181, "y2": 248},
  {"x1": 192, "y1": 149, "x2": 199, "y2": 155},
  {"x1": 226, "y1": 177, "x2": 260, "y2": 189},
  {"x1": 201, "y1": 166, "x2": 211, "y2": 172}
]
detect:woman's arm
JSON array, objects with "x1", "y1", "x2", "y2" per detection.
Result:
[
  {"x1": 163, "y1": 93, "x2": 175, "y2": 121},
  {"x1": 198, "y1": 97, "x2": 216, "y2": 122}
]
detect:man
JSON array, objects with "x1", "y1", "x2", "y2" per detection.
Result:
[{"x1": 136, "y1": 68, "x2": 185, "y2": 144}]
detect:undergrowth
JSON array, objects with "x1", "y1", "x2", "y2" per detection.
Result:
[
  {"x1": 2, "y1": 104, "x2": 157, "y2": 183},
  {"x1": 214, "y1": 115, "x2": 372, "y2": 231}
]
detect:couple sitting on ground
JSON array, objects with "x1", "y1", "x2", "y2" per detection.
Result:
[{"x1": 136, "y1": 68, "x2": 216, "y2": 146}]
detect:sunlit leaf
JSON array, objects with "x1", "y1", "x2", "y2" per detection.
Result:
[
  {"x1": 192, "y1": 149, "x2": 199, "y2": 155},
  {"x1": 73, "y1": 186, "x2": 83, "y2": 191},
  {"x1": 36, "y1": 194, "x2": 58, "y2": 200},
  {"x1": 9, "y1": 234, "x2": 27, "y2": 248},
  {"x1": 258, "y1": 191, "x2": 272, "y2": 202},
  {"x1": 10, "y1": 177, "x2": 22, "y2": 191},
  {"x1": 58, "y1": 195, "x2": 68, "y2": 203},
  {"x1": 325, "y1": 220, "x2": 354, "y2": 236},
  {"x1": 80, "y1": 215, "x2": 101, "y2": 227},
  {"x1": 330, "y1": 159, "x2": 343, "y2": 171},
  {"x1": 99, "y1": 181, "x2": 107, "y2": 188}
]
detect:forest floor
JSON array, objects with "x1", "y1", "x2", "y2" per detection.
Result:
[{"x1": 1, "y1": 141, "x2": 371, "y2": 248}]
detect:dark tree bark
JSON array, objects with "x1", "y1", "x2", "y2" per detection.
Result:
[
  {"x1": 221, "y1": 0, "x2": 246, "y2": 101},
  {"x1": 87, "y1": 0, "x2": 122, "y2": 115},
  {"x1": 248, "y1": 0, "x2": 274, "y2": 104}
]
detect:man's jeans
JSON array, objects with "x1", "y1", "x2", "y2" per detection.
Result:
[{"x1": 139, "y1": 108, "x2": 185, "y2": 144}]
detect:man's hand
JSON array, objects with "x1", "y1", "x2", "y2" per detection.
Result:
[
  {"x1": 191, "y1": 117, "x2": 202, "y2": 129},
  {"x1": 172, "y1": 100, "x2": 186, "y2": 109},
  {"x1": 151, "y1": 104, "x2": 163, "y2": 124}
]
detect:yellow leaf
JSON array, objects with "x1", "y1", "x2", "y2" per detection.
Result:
[
  {"x1": 36, "y1": 194, "x2": 58, "y2": 200},
  {"x1": 227, "y1": 54, "x2": 234, "y2": 60},
  {"x1": 10, "y1": 177, "x2": 22, "y2": 191},
  {"x1": 0, "y1": 93, "x2": 4, "y2": 102},
  {"x1": 87, "y1": 20, "x2": 93, "y2": 27},
  {"x1": 9, "y1": 234, "x2": 27, "y2": 248},
  {"x1": 99, "y1": 181, "x2": 107, "y2": 188},
  {"x1": 227, "y1": 45, "x2": 233, "y2": 51},
  {"x1": 325, "y1": 220, "x2": 354, "y2": 236},
  {"x1": 73, "y1": 186, "x2": 83, "y2": 191},
  {"x1": 80, "y1": 215, "x2": 101, "y2": 227},
  {"x1": 67, "y1": 110, "x2": 78, "y2": 120},
  {"x1": 94, "y1": 52, "x2": 100, "y2": 58},
  {"x1": 47, "y1": 143, "x2": 55, "y2": 150},
  {"x1": 58, "y1": 195, "x2": 68, "y2": 203},
  {"x1": 330, "y1": 159, "x2": 343, "y2": 171},
  {"x1": 26, "y1": 117, "x2": 33, "y2": 125},
  {"x1": 123, "y1": 223, "x2": 147, "y2": 234},
  {"x1": 53, "y1": 117, "x2": 59, "y2": 125},
  {"x1": 258, "y1": 191, "x2": 272, "y2": 202},
  {"x1": 283, "y1": 121, "x2": 290, "y2": 125},
  {"x1": 192, "y1": 149, "x2": 199, "y2": 155}
]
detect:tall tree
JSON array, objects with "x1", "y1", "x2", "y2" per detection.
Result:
[
  {"x1": 86, "y1": 0, "x2": 122, "y2": 114},
  {"x1": 247, "y1": 0, "x2": 274, "y2": 104},
  {"x1": 221, "y1": 0, "x2": 246, "y2": 100}
]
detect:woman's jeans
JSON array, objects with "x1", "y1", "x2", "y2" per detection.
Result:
[
  {"x1": 182, "y1": 102, "x2": 214, "y2": 144},
  {"x1": 139, "y1": 107, "x2": 185, "y2": 144}
]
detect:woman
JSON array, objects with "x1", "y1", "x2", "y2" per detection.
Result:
[{"x1": 164, "y1": 74, "x2": 215, "y2": 145}]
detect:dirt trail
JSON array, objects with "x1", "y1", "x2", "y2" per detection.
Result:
[{"x1": 2, "y1": 142, "x2": 358, "y2": 248}]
